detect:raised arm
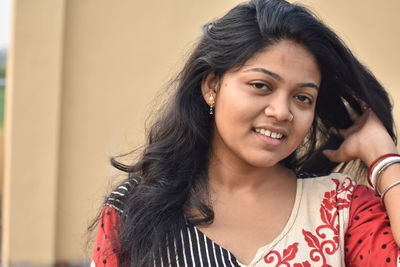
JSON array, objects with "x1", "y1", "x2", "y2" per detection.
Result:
[{"x1": 323, "y1": 109, "x2": 400, "y2": 246}]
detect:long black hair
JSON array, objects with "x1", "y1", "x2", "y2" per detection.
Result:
[{"x1": 97, "y1": 0, "x2": 397, "y2": 265}]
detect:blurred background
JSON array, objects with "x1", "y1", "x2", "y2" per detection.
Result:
[{"x1": 0, "y1": 0, "x2": 399, "y2": 266}]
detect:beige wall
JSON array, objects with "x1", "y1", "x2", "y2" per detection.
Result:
[
  {"x1": 3, "y1": 0, "x2": 65, "y2": 265},
  {"x1": 3, "y1": 0, "x2": 399, "y2": 265}
]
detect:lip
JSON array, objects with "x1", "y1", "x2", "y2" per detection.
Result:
[
  {"x1": 253, "y1": 130, "x2": 284, "y2": 146},
  {"x1": 253, "y1": 125, "x2": 289, "y2": 137},
  {"x1": 252, "y1": 125, "x2": 289, "y2": 147}
]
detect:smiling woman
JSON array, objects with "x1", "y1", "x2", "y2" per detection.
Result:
[
  {"x1": 90, "y1": 0, "x2": 400, "y2": 266},
  {"x1": 202, "y1": 40, "x2": 320, "y2": 169}
]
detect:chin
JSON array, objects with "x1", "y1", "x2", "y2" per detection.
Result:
[
  {"x1": 244, "y1": 150, "x2": 295, "y2": 168},
  {"x1": 245, "y1": 156, "x2": 283, "y2": 169}
]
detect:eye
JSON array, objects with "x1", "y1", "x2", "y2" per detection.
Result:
[
  {"x1": 294, "y1": 94, "x2": 313, "y2": 105},
  {"x1": 249, "y1": 82, "x2": 271, "y2": 91}
]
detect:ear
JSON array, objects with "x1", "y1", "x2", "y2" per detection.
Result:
[{"x1": 201, "y1": 72, "x2": 219, "y2": 104}]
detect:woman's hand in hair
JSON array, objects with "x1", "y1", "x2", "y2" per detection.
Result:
[
  {"x1": 322, "y1": 109, "x2": 398, "y2": 166},
  {"x1": 325, "y1": 108, "x2": 400, "y2": 248}
]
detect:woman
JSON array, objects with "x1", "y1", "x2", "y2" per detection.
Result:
[{"x1": 90, "y1": 0, "x2": 400, "y2": 266}]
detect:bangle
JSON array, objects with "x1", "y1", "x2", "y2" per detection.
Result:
[
  {"x1": 371, "y1": 157, "x2": 400, "y2": 194},
  {"x1": 381, "y1": 180, "x2": 400, "y2": 201},
  {"x1": 367, "y1": 153, "x2": 400, "y2": 186},
  {"x1": 376, "y1": 161, "x2": 400, "y2": 195}
]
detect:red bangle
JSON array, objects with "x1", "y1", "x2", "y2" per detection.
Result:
[{"x1": 367, "y1": 153, "x2": 400, "y2": 187}]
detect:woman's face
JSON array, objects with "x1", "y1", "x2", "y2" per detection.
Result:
[{"x1": 203, "y1": 40, "x2": 321, "y2": 168}]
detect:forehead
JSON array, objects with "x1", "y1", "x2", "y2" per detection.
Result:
[{"x1": 236, "y1": 40, "x2": 321, "y2": 85}]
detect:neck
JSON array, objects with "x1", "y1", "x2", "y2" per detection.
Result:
[{"x1": 207, "y1": 150, "x2": 295, "y2": 194}]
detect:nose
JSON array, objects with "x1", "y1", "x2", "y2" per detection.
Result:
[{"x1": 264, "y1": 93, "x2": 293, "y2": 122}]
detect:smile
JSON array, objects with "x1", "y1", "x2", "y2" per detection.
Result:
[{"x1": 254, "y1": 128, "x2": 284, "y2": 139}]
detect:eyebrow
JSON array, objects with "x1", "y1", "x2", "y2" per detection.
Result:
[{"x1": 244, "y1": 67, "x2": 319, "y2": 91}]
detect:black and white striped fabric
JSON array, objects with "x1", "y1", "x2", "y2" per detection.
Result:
[
  {"x1": 104, "y1": 178, "x2": 244, "y2": 266},
  {"x1": 155, "y1": 224, "x2": 242, "y2": 267},
  {"x1": 104, "y1": 178, "x2": 138, "y2": 214}
]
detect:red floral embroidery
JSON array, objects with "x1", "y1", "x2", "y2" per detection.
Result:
[
  {"x1": 264, "y1": 177, "x2": 355, "y2": 267},
  {"x1": 303, "y1": 229, "x2": 333, "y2": 267},
  {"x1": 301, "y1": 177, "x2": 355, "y2": 266},
  {"x1": 293, "y1": 262, "x2": 311, "y2": 267},
  {"x1": 264, "y1": 242, "x2": 312, "y2": 267},
  {"x1": 264, "y1": 242, "x2": 300, "y2": 266}
]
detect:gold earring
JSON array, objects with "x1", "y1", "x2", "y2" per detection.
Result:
[{"x1": 209, "y1": 95, "x2": 215, "y2": 115}]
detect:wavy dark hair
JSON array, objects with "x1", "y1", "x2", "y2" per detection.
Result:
[{"x1": 93, "y1": 0, "x2": 397, "y2": 266}]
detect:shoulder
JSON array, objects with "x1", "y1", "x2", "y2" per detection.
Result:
[
  {"x1": 299, "y1": 172, "x2": 359, "y2": 215},
  {"x1": 344, "y1": 184, "x2": 400, "y2": 266},
  {"x1": 104, "y1": 177, "x2": 139, "y2": 215},
  {"x1": 300, "y1": 172, "x2": 356, "y2": 194},
  {"x1": 91, "y1": 177, "x2": 140, "y2": 266}
]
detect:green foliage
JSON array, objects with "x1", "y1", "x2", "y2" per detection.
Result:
[{"x1": 0, "y1": 65, "x2": 5, "y2": 79}]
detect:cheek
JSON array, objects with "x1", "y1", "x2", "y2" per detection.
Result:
[
  {"x1": 214, "y1": 103, "x2": 250, "y2": 140},
  {"x1": 215, "y1": 87, "x2": 255, "y2": 127},
  {"x1": 291, "y1": 108, "x2": 315, "y2": 139}
]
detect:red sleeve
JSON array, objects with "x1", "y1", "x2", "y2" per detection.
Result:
[
  {"x1": 91, "y1": 205, "x2": 122, "y2": 267},
  {"x1": 345, "y1": 185, "x2": 400, "y2": 266}
]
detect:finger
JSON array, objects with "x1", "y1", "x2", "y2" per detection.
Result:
[
  {"x1": 341, "y1": 98, "x2": 359, "y2": 121},
  {"x1": 339, "y1": 126, "x2": 361, "y2": 139},
  {"x1": 322, "y1": 149, "x2": 340, "y2": 163},
  {"x1": 322, "y1": 149, "x2": 352, "y2": 163},
  {"x1": 338, "y1": 129, "x2": 346, "y2": 138},
  {"x1": 336, "y1": 127, "x2": 358, "y2": 139},
  {"x1": 330, "y1": 128, "x2": 349, "y2": 139},
  {"x1": 353, "y1": 108, "x2": 371, "y2": 126},
  {"x1": 338, "y1": 109, "x2": 371, "y2": 138}
]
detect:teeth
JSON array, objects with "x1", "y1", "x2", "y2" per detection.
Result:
[{"x1": 255, "y1": 128, "x2": 283, "y2": 139}]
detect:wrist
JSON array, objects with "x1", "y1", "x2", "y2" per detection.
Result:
[
  {"x1": 377, "y1": 163, "x2": 400, "y2": 194},
  {"x1": 367, "y1": 152, "x2": 400, "y2": 188},
  {"x1": 362, "y1": 146, "x2": 399, "y2": 166}
]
